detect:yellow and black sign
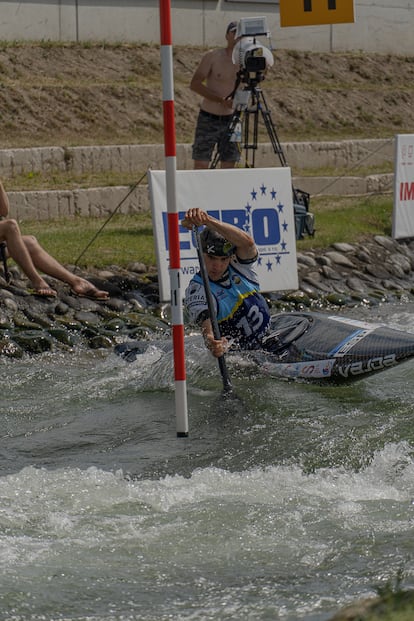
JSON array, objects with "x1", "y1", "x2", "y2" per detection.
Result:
[{"x1": 280, "y1": 0, "x2": 355, "y2": 27}]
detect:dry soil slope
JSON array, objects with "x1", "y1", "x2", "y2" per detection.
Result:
[{"x1": 0, "y1": 43, "x2": 413, "y2": 148}]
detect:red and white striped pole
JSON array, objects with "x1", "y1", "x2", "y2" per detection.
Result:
[{"x1": 159, "y1": 0, "x2": 189, "y2": 437}]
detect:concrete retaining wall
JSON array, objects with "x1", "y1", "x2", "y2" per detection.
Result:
[
  {"x1": 0, "y1": 139, "x2": 394, "y2": 177},
  {"x1": 8, "y1": 186, "x2": 146, "y2": 221},
  {"x1": 2, "y1": 139, "x2": 394, "y2": 221}
]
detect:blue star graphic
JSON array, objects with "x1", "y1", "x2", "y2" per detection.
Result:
[
  {"x1": 276, "y1": 255, "x2": 281, "y2": 265},
  {"x1": 282, "y1": 221, "x2": 288, "y2": 232},
  {"x1": 270, "y1": 188, "x2": 277, "y2": 200},
  {"x1": 281, "y1": 240, "x2": 287, "y2": 251},
  {"x1": 277, "y1": 202, "x2": 284, "y2": 213},
  {"x1": 260, "y1": 184, "x2": 266, "y2": 195},
  {"x1": 251, "y1": 189, "x2": 257, "y2": 201},
  {"x1": 266, "y1": 259, "x2": 273, "y2": 271}
]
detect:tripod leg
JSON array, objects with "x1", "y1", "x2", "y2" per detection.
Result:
[
  {"x1": 209, "y1": 113, "x2": 241, "y2": 170},
  {"x1": 257, "y1": 91, "x2": 288, "y2": 167}
]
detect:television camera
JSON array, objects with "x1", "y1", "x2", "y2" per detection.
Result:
[{"x1": 232, "y1": 17, "x2": 274, "y2": 87}]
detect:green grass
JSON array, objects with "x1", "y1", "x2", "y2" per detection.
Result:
[
  {"x1": 4, "y1": 165, "x2": 393, "y2": 192},
  {"x1": 298, "y1": 195, "x2": 393, "y2": 251},
  {"x1": 21, "y1": 213, "x2": 156, "y2": 269},
  {"x1": 17, "y1": 195, "x2": 393, "y2": 270}
]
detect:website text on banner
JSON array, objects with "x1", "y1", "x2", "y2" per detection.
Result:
[
  {"x1": 393, "y1": 134, "x2": 414, "y2": 240},
  {"x1": 148, "y1": 168, "x2": 298, "y2": 302}
]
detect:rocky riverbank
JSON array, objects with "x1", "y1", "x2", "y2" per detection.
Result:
[
  {"x1": 0, "y1": 260, "x2": 167, "y2": 357},
  {"x1": 1, "y1": 234, "x2": 414, "y2": 357}
]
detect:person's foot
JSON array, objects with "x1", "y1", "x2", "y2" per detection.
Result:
[
  {"x1": 71, "y1": 279, "x2": 109, "y2": 300},
  {"x1": 29, "y1": 285, "x2": 57, "y2": 298}
]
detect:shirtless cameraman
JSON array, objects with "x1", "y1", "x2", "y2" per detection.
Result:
[{"x1": 190, "y1": 21, "x2": 240, "y2": 169}]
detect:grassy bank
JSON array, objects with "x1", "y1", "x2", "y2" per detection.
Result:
[{"x1": 18, "y1": 194, "x2": 393, "y2": 270}]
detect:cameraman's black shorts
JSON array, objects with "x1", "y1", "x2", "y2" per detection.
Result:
[{"x1": 192, "y1": 110, "x2": 240, "y2": 163}]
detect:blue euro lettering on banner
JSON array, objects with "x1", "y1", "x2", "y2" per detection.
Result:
[
  {"x1": 205, "y1": 210, "x2": 220, "y2": 221},
  {"x1": 221, "y1": 209, "x2": 248, "y2": 230},
  {"x1": 163, "y1": 208, "x2": 280, "y2": 252},
  {"x1": 252, "y1": 208, "x2": 280, "y2": 245}
]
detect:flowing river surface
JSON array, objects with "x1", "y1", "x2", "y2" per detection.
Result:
[{"x1": 1, "y1": 302, "x2": 414, "y2": 621}]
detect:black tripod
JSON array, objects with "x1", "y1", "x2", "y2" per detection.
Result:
[
  {"x1": 211, "y1": 83, "x2": 287, "y2": 169},
  {"x1": 210, "y1": 80, "x2": 314, "y2": 238}
]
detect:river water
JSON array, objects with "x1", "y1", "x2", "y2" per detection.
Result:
[{"x1": 1, "y1": 301, "x2": 414, "y2": 621}]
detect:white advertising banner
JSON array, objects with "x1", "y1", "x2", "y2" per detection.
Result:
[
  {"x1": 392, "y1": 134, "x2": 414, "y2": 239},
  {"x1": 148, "y1": 167, "x2": 298, "y2": 302}
]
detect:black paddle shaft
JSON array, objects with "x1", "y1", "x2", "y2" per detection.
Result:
[{"x1": 193, "y1": 226, "x2": 233, "y2": 393}]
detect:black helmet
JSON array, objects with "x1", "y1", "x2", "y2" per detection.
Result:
[{"x1": 200, "y1": 228, "x2": 235, "y2": 257}]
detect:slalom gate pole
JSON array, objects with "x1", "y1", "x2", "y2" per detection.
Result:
[{"x1": 159, "y1": 0, "x2": 189, "y2": 437}]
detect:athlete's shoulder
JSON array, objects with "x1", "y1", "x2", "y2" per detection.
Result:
[{"x1": 185, "y1": 277, "x2": 204, "y2": 298}]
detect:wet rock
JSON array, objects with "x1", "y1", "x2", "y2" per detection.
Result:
[
  {"x1": 296, "y1": 253, "x2": 318, "y2": 267},
  {"x1": 326, "y1": 292, "x2": 352, "y2": 306},
  {"x1": 355, "y1": 249, "x2": 371, "y2": 263},
  {"x1": 1, "y1": 297, "x2": 18, "y2": 312},
  {"x1": 12, "y1": 330, "x2": 53, "y2": 353},
  {"x1": 104, "y1": 318, "x2": 126, "y2": 332},
  {"x1": 0, "y1": 337, "x2": 23, "y2": 358},
  {"x1": 23, "y1": 309, "x2": 54, "y2": 328},
  {"x1": 13, "y1": 312, "x2": 44, "y2": 330},
  {"x1": 324, "y1": 251, "x2": 356, "y2": 268},
  {"x1": 281, "y1": 290, "x2": 312, "y2": 306},
  {"x1": 103, "y1": 297, "x2": 130, "y2": 312},
  {"x1": 388, "y1": 252, "x2": 411, "y2": 273},
  {"x1": 54, "y1": 300, "x2": 71, "y2": 315},
  {"x1": 126, "y1": 325, "x2": 155, "y2": 339},
  {"x1": 346, "y1": 277, "x2": 367, "y2": 292},
  {"x1": 331, "y1": 281, "x2": 349, "y2": 294},
  {"x1": 381, "y1": 279, "x2": 405, "y2": 291},
  {"x1": 299, "y1": 282, "x2": 324, "y2": 299},
  {"x1": 88, "y1": 335, "x2": 113, "y2": 349},
  {"x1": 124, "y1": 290, "x2": 151, "y2": 309},
  {"x1": 358, "y1": 272, "x2": 378, "y2": 284},
  {"x1": 302, "y1": 275, "x2": 333, "y2": 292},
  {"x1": 74, "y1": 310, "x2": 101, "y2": 326},
  {"x1": 315, "y1": 254, "x2": 332, "y2": 267},
  {"x1": 55, "y1": 317, "x2": 84, "y2": 331},
  {"x1": 374, "y1": 234, "x2": 399, "y2": 252},
  {"x1": 321, "y1": 265, "x2": 343, "y2": 280},
  {"x1": 385, "y1": 261, "x2": 406, "y2": 279},
  {"x1": 365, "y1": 264, "x2": 391, "y2": 279},
  {"x1": 332, "y1": 242, "x2": 355, "y2": 253},
  {"x1": 48, "y1": 327, "x2": 76, "y2": 346}
]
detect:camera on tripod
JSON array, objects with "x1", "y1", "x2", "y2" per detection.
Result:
[
  {"x1": 232, "y1": 17, "x2": 274, "y2": 87},
  {"x1": 244, "y1": 50, "x2": 266, "y2": 75}
]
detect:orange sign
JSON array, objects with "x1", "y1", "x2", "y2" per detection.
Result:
[{"x1": 280, "y1": 0, "x2": 355, "y2": 27}]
